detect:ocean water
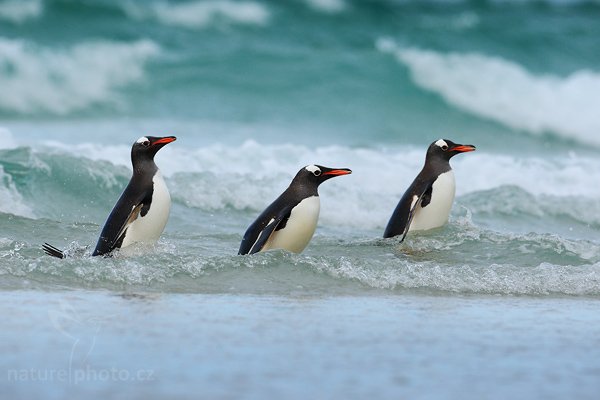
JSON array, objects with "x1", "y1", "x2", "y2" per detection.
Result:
[{"x1": 1, "y1": 0, "x2": 600, "y2": 398}]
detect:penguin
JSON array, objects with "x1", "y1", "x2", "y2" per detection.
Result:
[
  {"x1": 238, "y1": 165, "x2": 352, "y2": 255},
  {"x1": 383, "y1": 139, "x2": 475, "y2": 241},
  {"x1": 42, "y1": 136, "x2": 176, "y2": 258}
]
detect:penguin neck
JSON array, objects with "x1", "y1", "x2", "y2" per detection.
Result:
[
  {"x1": 132, "y1": 158, "x2": 159, "y2": 178},
  {"x1": 423, "y1": 155, "x2": 452, "y2": 175},
  {"x1": 287, "y1": 180, "x2": 319, "y2": 198}
]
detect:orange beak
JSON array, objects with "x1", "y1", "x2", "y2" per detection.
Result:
[
  {"x1": 452, "y1": 145, "x2": 476, "y2": 153},
  {"x1": 153, "y1": 136, "x2": 177, "y2": 146},
  {"x1": 322, "y1": 169, "x2": 352, "y2": 176}
]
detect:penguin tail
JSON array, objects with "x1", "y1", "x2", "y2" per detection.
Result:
[{"x1": 42, "y1": 243, "x2": 66, "y2": 259}]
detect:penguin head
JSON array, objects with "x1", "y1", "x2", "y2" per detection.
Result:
[
  {"x1": 294, "y1": 164, "x2": 352, "y2": 187},
  {"x1": 427, "y1": 139, "x2": 476, "y2": 162},
  {"x1": 131, "y1": 136, "x2": 177, "y2": 164}
]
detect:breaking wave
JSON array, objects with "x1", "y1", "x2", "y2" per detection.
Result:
[
  {"x1": 0, "y1": 131, "x2": 599, "y2": 232},
  {"x1": 0, "y1": 38, "x2": 159, "y2": 115},
  {"x1": 377, "y1": 38, "x2": 600, "y2": 148}
]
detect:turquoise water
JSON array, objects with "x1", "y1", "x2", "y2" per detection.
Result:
[{"x1": 1, "y1": 0, "x2": 600, "y2": 398}]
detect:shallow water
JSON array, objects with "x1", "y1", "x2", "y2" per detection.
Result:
[{"x1": 2, "y1": 291, "x2": 600, "y2": 400}]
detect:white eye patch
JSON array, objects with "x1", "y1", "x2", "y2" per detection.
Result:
[
  {"x1": 435, "y1": 139, "x2": 448, "y2": 148},
  {"x1": 305, "y1": 165, "x2": 321, "y2": 175},
  {"x1": 136, "y1": 136, "x2": 149, "y2": 144}
]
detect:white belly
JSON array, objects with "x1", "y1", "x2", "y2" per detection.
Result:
[
  {"x1": 262, "y1": 196, "x2": 320, "y2": 254},
  {"x1": 121, "y1": 171, "x2": 171, "y2": 248},
  {"x1": 409, "y1": 170, "x2": 455, "y2": 232}
]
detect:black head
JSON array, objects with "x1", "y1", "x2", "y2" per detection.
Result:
[
  {"x1": 291, "y1": 164, "x2": 352, "y2": 189},
  {"x1": 131, "y1": 136, "x2": 177, "y2": 167},
  {"x1": 426, "y1": 139, "x2": 476, "y2": 163}
]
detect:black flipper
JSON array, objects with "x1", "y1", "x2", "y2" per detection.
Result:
[
  {"x1": 383, "y1": 179, "x2": 433, "y2": 241},
  {"x1": 92, "y1": 186, "x2": 153, "y2": 256},
  {"x1": 239, "y1": 203, "x2": 293, "y2": 255},
  {"x1": 42, "y1": 243, "x2": 65, "y2": 259},
  {"x1": 113, "y1": 203, "x2": 144, "y2": 247},
  {"x1": 398, "y1": 185, "x2": 432, "y2": 243},
  {"x1": 41, "y1": 197, "x2": 148, "y2": 259}
]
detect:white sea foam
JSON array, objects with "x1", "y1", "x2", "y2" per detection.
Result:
[
  {"x1": 40, "y1": 139, "x2": 600, "y2": 230},
  {"x1": 315, "y1": 257, "x2": 600, "y2": 296},
  {"x1": 0, "y1": 166, "x2": 34, "y2": 218},
  {"x1": 0, "y1": 0, "x2": 42, "y2": 23},
  {"x1": 124, "y1": 0, "x2": 270, "y2": 29},
  {"x1": 377, "y1": 38, "x2": 600, "y2": 147},
  {"x1": 303, "y1": 0, "x2": 347, "y2": 13},
  {"x1": 0, "y1": 127, "x2": 33, "y2": 217},
  {"x1": 0, "y1": 38, "x2": 159, "y2": 114}
]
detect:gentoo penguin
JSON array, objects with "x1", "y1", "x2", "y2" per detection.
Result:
[
  {"x1": 42, "y1": 136, "x2": 176, "y2": 258},
  {"x1": 238, "y1": 165, "x2": 352, "y2": 255},
  {"x1": 383, "y1": 139, "x2": 475, "y2": 241}
]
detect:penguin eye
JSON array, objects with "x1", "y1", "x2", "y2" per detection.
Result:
[
  {"x1": 441, "y1": 145, "x2": 448, "y2": 151},
  {"x1": 313, "y1": 169, "x2": 322, "y2": 177},
  {"x1": 142, "y1": 140, "x2": 151, "y2": 147}
]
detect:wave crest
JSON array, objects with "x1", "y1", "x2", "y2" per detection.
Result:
[
  {"x1": 2, "y1": 139, "x2": 600, "y2": 232},
  {"x1": 0, "y1": 166, "x2": 34, "y2": 218},
  {"x1": 0, "y1": 38, "x2": 159, "y2": 115},
  {"x1": 377, "y1": 38, "x2": 600, "y2": 147}
]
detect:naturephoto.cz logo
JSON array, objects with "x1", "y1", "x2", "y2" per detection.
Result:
[{"x1": 7, "y1": 366, "x2": 154, "y2": 384}]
